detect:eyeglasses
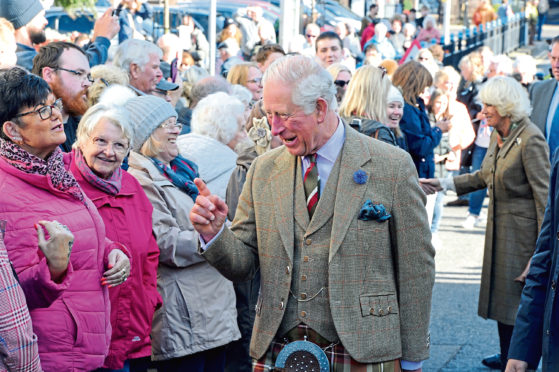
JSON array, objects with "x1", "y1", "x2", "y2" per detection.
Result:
[
  {"x1": 55, "y1": 67, "x2": 94, "y2": 83},
  {"x1": 160, "y1": 121, "x2": 183, "y2": 132},
  {"x1": 14, "y1": 98, "x2": 63, "y2": 120},
  {"x1": 247, "y1": 77, "x2": 262, "y2": 84},
  {"x1": 306, "y1": 34, "x2": 318, "y2": 38},
  {"x1": 379, "y1": 66, "x2": 387, "y2": 78},
  {"x1": 334, "y1": 80, "x2": 350, "y2": 88},
  {"x1": 90, "y1": 136, "x2": 129, "y2": 155}
]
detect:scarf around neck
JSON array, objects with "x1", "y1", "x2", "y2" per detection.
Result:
[
  {"x1": 74, "y1": 149, "x2": 122, "y2": 195},
  {"x1": 0, "y1": 139, "x2": 84, "y2": 203},
  {"x1": 150, "y1": 154, "x2": 200, "y2": 201}
]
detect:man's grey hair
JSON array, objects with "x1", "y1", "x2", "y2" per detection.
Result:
[
  {"x1": 113, "y1": 39, "x2": 163, "y2": 74},
  {"x1": 262, "y1": 55, "x2": 337, "y2": 114},
  {"x1": 189, "y1": 76, "x2": 232, "y2": 108},
  {"x1": 191, "y1": 92, "x2": 245, "y2": 145}
]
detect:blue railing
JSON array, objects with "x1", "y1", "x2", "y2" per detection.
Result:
[{"x1": 439, "y1": 13, "x2": 527, "y2": 67}]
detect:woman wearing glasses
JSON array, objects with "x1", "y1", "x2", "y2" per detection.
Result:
[
  {"x1": 0, "y1": 68, "x2": 130, "y2": 371},
  {"x1": 227, "y1": 62, "x2": 263, "y2": 106},
  {"x1": 68, "y1": 96, "x2": 162, "y2": 372},
  {"x1": 326, "y1": 63, "x2": 352, "y2": 105},
  {"x1": 125, "y1": 95, "x2": 240, "y2": 371}
]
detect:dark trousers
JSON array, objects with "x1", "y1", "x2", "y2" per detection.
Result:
[
  {"x1": 151, "y1": 346, "x2": 227, "y2": 372},
  {"x1": 498, "y1": 321, "x2": 515, "y2": 371}
]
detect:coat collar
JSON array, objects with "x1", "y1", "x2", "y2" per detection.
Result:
[{"x1": 496, "y1": 117, "x2": 529, "y2": 159}]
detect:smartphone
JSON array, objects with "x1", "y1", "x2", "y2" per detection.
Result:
[
  {"x1": 171, "y1": 58, "x2": 178, "y2": 83},
  {"x1": 112, "y1": 3, "x2": 123, "y2": 17}
]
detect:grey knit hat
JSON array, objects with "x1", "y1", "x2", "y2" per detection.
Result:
[
  {"x1": 0, "y1": 0, "x2": 44, "y2": 29},
  {"x1": 124, "y1": 95, "x2": 178, "y2": 152}
]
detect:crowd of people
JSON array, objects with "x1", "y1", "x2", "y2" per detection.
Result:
[{"x1": 0, "y1": 0, "x2": 558, "y2": 371}]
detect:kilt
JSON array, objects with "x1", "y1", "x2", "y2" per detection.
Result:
[{"x1": 252, "y1": 325, "x2": 402, "y2": 372}]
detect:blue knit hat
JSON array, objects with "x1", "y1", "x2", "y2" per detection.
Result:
[{"x1": 0, "y1": 0, "x2": 44, "y2": 29}]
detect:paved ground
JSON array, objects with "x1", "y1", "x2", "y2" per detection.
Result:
[{"x1": 423, "y1": 193, "x2": 542, "y2": 372}]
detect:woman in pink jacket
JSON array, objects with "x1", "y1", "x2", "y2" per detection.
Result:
[
  {"x1": 69, "y1": 99, "x2": 162, "y2": 371},
  {"x1": 0, "y1": 68, "x2": 130, "y2": 371}
]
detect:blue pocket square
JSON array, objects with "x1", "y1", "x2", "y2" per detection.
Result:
[{"x1": 358, "y1": 199, "x2": 391, "y2": 222}]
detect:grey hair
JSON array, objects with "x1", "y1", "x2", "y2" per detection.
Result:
[
  {"x1": 478, "y1": 76, "x2": 531, "y2": 122},
  {"x1": 230, "y1": 84, "x2": 252, "y2": 107},
  {"x1": 113, "y1": 39, "x2": 163, "y2": 74},
  {"x1": 74, "y1": 103, "x2": 133, "y2": 150},
  {"x1": 263, "y1": 55, "x2": 337, "y2": 114},
  {"x1": 191, "y1": 92, "x2": 245, "y2": 145},
  {"x1": 190, "y1": 76, "x2": 231, "y2": 108}
]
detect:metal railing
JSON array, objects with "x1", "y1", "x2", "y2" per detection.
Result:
[{"x1": 439, "y1": 13, "x2": 528, "y2": 67}]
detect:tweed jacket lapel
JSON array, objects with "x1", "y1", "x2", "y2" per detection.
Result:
[
  {"x1": 271, "y1": 149, "x2": 297, "y2": 262},
  {"x1": 329, "y1": 124, "x2": 370, "y2": 262},
  {"x1": 497, "y1": 119, "x2": 528, "y2": 160}
]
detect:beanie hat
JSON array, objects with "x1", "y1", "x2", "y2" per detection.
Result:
[
  {"x1": 387, "y1": 85, "x2": 404, "y2": 105},
  {"x1": 124, "y1": 95, "x2": 178, "y2": 152},
  {"x1": 0, "y1": 0, "x2": 44, "y2": 29}
]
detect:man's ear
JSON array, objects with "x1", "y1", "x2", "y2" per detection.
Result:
[
  {"x1": 316, "y1": 98, "x2": 328, "y2": 123},
  {"x1": 3, "y1": 121, "x2": 23, "y2": 143},
  {"x1": 129, "y1": 63, "x2": 141, "y2": 80},
  {"x1": 41, "y1": 66, "x2": 56, "y2": 83}
]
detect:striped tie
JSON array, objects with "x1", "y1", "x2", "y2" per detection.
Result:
[{"x1": 303, "y1": 154, "x2": 320, "y2": 218}]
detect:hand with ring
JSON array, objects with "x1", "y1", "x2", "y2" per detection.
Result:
[
  {"x1": 36, "y1": 220, "x2": 74, "y2": 282},
  {"x1": 102, "y1": 249, "x2": 130, "y2": 287}
]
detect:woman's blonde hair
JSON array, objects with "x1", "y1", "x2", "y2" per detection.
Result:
[
  {"x1": 392, "y1": 61, "x2": 433, "y2": 106},
  {"x1": 478, "y1": 76, "x2": 531, "y2": 122},
  {"x1": 140, "y1": 135, "x2": 164, "y2": 159},
  {"x1": 326, "y1": 63, "x2": 351, "y2": 81},
  {"x1": 338, "y1": 65, "x2": 391, "y2": 123},
  {"x1": 427, "y1": 88, "x2": 450, "y2": 119},
  {"x1": 227, "y1": 62, "x2": 258, "y2": 87},
  {"x1": 458, "y1": 51, "x2": 484, "y2": 82}
]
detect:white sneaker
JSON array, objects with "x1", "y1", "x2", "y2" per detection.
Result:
[
  {"x1": 462, "y1": 214, "x2": 476, "y2": 229},
  {"x1": 474, "y1": 214, "x2": 487, "y2": 228}
]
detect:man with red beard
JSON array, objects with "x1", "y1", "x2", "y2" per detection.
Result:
[
  {"x1": 0, "y1": 0, "x2": 119, "y2": 72},
  {"x1": 32, "y1": 41, "x2": 92, "y2": 151}
]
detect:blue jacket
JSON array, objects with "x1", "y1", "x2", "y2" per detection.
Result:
[
  {"x1": 16, "y1": 37, "x2": 110, "y2": 72},
  {"x1": 508, "y1": 149, "x2": 559, "y2": 371},
  {"x1": 399, "y1": 98, "x2": 442, "y2": 178}
]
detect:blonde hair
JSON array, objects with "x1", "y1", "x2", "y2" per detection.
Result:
[
  {"x1": 88, "y1": 65, "x2": 130, "y2": 106},
  {"x1": 434, "y1": 66, "x2": 460, "y2": 94},
  {"x1": 227, "y1": 62, "x2": 258, "y2": 87},
  {"x1": 478, "y1": 76, "x2": 531, "y2": 122},
  {"x1": 458, "y1": 51, "x2": 484, "y2": 82},
  {"x1": 326, "y1": 63, "x2": 351, "y2": 81},
  {"x1": 140, "y1": 135, "x2": 164, "y2": 158},
  {"x1": 392, "y1": 61, "x2": 433, "y2": 106},
  {"x1": 338, "y1": 65, "x2": 390, "y2": 123}
]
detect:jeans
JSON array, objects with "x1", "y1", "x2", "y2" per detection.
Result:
[
  {"x1": 431, "y1": 190, "x2": 446, "y2": 233},
  {"x1": 537, "y1": 12, "x2": 547, "y2": 41},
  {"x1": 469, "y1": 145, "x2": 488, "y2": 216}
]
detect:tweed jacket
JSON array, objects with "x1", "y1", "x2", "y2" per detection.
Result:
[
  {"x1": 453, "y1": 118, "x2": 550, "y2": 325},
  {"x1": 202, "y1": 123, "x2": 435, "y2": 363},
  {"x1": 529, "y1": 78, "x2": 557, "y2": 135}
]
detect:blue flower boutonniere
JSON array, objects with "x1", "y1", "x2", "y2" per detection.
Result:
[
  {"x1": 358, "y1": 199, "x2": 391, "y2": 222},
  {"x1": 353, "y1": 170, "x2": 367, "y2": 184}
]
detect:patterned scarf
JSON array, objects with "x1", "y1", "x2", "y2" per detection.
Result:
[
  {"x1": 150, "y1": 155, "x2": 199, "y2": 201},
  {"x1": 74, "y1": 149, "x2": 122, "y2": 195},
  {"x1": 0, "y1": 139, "x2": 84, "y2": 203}
]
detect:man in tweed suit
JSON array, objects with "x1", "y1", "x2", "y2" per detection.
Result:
[{"x1": 190, "y1": 55, "x2": 435, "y2": 371}]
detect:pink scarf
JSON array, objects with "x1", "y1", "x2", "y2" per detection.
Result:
[
  {"x1": 0, "y1": 139, "x2": 84, "y2": 203},
  {"x1": 73, "y1": 149, "x2": 122, "y2": 195}
]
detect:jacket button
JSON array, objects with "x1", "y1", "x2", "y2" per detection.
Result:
[
  {"x1": 301, "y1": 274, "x2": 307, "y2": 281},
  {"x1": 547, "y1": 329, "x2": 551, "y2": 335},
  {"x1": 279, "y1": 301, "x2": 284, "y2": 310},
  {"x1": 552, "y1": 281, "x2": 557, "y2": 291},
  {"x1": 387, "y1": 306, "x2": 392, "y2": 312},
  {"x1": 300, "y1": 311, "x2": 307, "y2": 318},
  {"x1": 286, "y1": 265, "x2": 290, "y2": 274},
  {"x1": 556, "y1": 231, "x2": 559, "y2": 240},
  {"x1": 305, "y1": 238, "x2": 312, "y2": 245},
  {"x1": 378, "y1": 309, "x2": 384, "y2": 315},
  {"x1": 300, "y1": 292, "x2": 307, "y2": 300},
  {"x1": 369, "y1": 307, "x2": 374, "y2": 315},
  {"x1": 303, "y1": 256, "x2": 309, "y2": 262}
]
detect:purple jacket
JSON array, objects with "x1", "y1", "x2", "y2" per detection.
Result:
[
  {"x1": 70, "y1": 152, "x2": 162, "y2": 369},
  {"x1": 0, "y1": 154, "x2": 126, "y2": 372}
]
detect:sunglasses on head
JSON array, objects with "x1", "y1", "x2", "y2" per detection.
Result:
[{"x1": 334, "y1": 80, "x2": 350, "y2": 88}]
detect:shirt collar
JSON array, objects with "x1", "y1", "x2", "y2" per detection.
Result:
[{"x1": 316, "y1": 116, "x2": 345, "y2": 164}]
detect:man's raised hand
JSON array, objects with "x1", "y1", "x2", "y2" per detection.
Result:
[{"x1": 189, "y1": 178, "x2": 229, "y2": 242}]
